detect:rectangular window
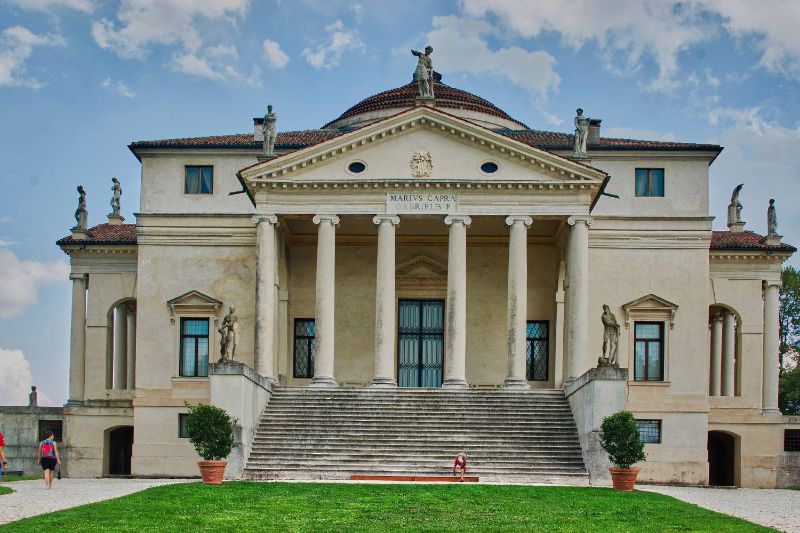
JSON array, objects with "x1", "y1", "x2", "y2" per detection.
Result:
[
  {"x1": 636, "y1": 419, "x2": 662, "y2": 444},
  {"x1": 786, "y1": 430, "x2": 800, "y2": 452},
  {"x1": 185, "y1": 166, "x2": 213, "y2": 194},
  {"x1": 635, "y1": 168, "x2": 664, "y2": 197},
  {"x1": 178, "y1": 414, "x2": 189, "y2": 438},
  {"x1": 180, "y1": 318, "x2": 209, "y2": 377},
  {"x1": 526, "y1": 321, "x2": 549, "y2": 381},
  {"x1": 294, "y1": 318, "x2": 315, "y2": 378},
  {"x1": 634, "y1": 322, "x2": 664, "y2": 381},
  {"x1": 38, "y1": 420, "x2": 63, "y2": 442}
]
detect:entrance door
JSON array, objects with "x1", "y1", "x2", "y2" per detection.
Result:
[
  {"x1": 398, "y1": 299, "x2": 444, "y2": 387},
  {"x1": 108, "y1": 426, "x2": 133, "y2": 476},
  {"x1": 708, "y1": 431, "x2": 736, "y2": 486}
]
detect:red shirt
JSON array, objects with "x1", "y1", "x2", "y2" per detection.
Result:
[{"x1": 0, "y1": 432, "x2": 5, "y2": 446}]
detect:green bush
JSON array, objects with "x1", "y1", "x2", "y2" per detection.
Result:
[
  {"x1": 185, "y1": 404, "x2": 236, "y2": 461},
  {"x1": 598, "y1": 411, "x2": 646, "y2": 469}
]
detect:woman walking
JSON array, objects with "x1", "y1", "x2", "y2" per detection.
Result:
[{"x1": 37, "y1": 431, "x2": 60, "y2": 489}]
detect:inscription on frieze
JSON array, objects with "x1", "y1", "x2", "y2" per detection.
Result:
[{"x1": 386, "y1": 193, "x2": 457, "y2": 214}]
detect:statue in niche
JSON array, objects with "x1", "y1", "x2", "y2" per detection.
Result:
[
  {"x1": 74, "y1": 185, "x2": 88, "y2": 229},
  {"x1": 411, "y1": 46, "x2": 434, "y2": 98},
  {"x1": 218, "y1": 306, "x2": 240, "y2": 362},
  {"x1": 110, "y1": 177, "x2": 122, "y2": 216},
  {"x1": 262, "y1": 104, "x2": 277, "y2": 157},
  {"x1": 727, "y1": 183, "x2": 744, "y2": 228},
  {"x1": 28, "y1": 386, "x2": 38, "y2": 407},
  {"x1": 767, "y1": 199, "x2": 780, "y2": 237},
  {"x1": 599, "y1": 304, "x2": 620, "y2": 367},
  {"x1": 573, "y1": 108, "x2": 591, "y2": 157}
]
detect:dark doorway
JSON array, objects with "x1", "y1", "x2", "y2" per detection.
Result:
[
  {"x1": 708, "y1": 431, "x2": 736, "y2": 486},
  {"x1": 397, "y1": 299, "x2": 444, "y2": 387},
  {"x1": 108, "y1": 426, "x2": 134, "y2": 476}
]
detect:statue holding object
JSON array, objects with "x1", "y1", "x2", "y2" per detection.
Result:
[
  {"x1": 411, "y1": 46, "x2": 434, "y2": 98},
  {"x1": 573, "y1": 108, "x2": 591, "y2": 157}
]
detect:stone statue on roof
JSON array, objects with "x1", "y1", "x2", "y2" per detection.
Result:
[
  {"x1": 74, "y1": 185, "x2": 88, "y2": 230},
  {"x1": 28, "y1": 386, "x2": 37, "y2": 407},
  {"x1": 110, "y1": 177, "x2": 122, "y2": 216},
  {"x1": 767, "y1": 199, "x2": 780, "y2": 238},
  {"x1": 411, "y1": 46, "x2": 434, "y2": 98},
  {"x1": 573, "y1": 108, "x2": 591, "y2": 157},
  {"x1": 262, "y1": 104, "x2": 277, "y2": 157},
  {"x1": 727, "y1": 183, "x2": 744, "y2": 229}
]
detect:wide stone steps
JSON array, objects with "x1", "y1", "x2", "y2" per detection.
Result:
[{"x1": 244, "y1": 387, "x2": 586, "y2": 482}]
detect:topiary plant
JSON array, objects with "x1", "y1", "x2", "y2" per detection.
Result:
[
  {"x1": 598, "y1": 411, "x2": 646, "y2": 469},
  {"x1": 185, "y1": 404, "x2": 236, "y2": 461}
]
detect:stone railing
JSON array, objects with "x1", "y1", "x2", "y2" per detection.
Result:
[{"x1": 209, "y1": 361, "x2": 274, "y2": 479}]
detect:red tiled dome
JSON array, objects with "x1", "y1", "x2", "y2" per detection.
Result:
[{"x1": 323, "y1": 81, "x2": 528, "y2": 130}]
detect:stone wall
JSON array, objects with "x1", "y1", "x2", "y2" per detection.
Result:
[{"x1": 0, "y1": 407, "x2": 66, "y2": 475}]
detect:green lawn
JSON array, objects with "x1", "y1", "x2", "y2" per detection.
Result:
[
  {"x1": 0, "y1": 487, "x2": 12, "y2": 496},
  {"x1": 0, "y1": 482, "x2": 772, "y2": 532},
  {"x1": 0, "y1": 475, "x2": 39, "y2": 482}
]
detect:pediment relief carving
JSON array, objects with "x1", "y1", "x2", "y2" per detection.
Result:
[{"x1": 396, "y1": 255, "x2": 447, "y2": 277}]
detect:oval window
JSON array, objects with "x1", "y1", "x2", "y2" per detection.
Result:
[
  {"x1": 348, "y1": 161, "x2": 366, "y2": 173},
  {"x1": 481, "y1": 162, "x2": 499, "y2": 174}
]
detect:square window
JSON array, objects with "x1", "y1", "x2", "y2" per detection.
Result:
[
  {"x1": 634, "y1": 322, "x2": 664, "y2": 381},
  {"x1": 38, "y1": 420, "x2": 63, "y2": 442},
  {"x1": 180, "y1": 318, "x2": 209, "y2": 377},
  {"x1": 526, "y1": 321, "x2": 549, "y2": 381},
  {"x1": 185, "y1": 166, "x2": 213, "y2": 194},
  {"x1": 785, "y1": 430, "x2": 800, "y2": 452},
  {"x1": 179, "y1": 414, "x2": 190, "y2": 438},
  {"x1": 635, "y1": 168, "x2": 664, "y2": 197},
  {"x1": 636, "y1": 419, "x2": 661, "y2": 444},
  {"x1": 294, "y1": 318, "x2": 315, "y2": 378}
]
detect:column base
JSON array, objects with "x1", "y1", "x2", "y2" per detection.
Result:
[
  {"x1": 370, "y1": 377, "x2": 397, "y2": 388},
  {"x1": 309, "y1": 376, "x2": 337, "y2": 388},
  {"x1": 762, "y1": 408, "x2": 782, "y2": 416},
  {"x1": 502, "y1": 377, "x2": 531, "y2": 390},
  {"x1": 441, "y1": 378, "x2": 469, "y2": 389}
]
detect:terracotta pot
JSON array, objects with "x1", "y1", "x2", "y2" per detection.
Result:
[
  {"x1": 197, "y1": 460, "x2": 227, "y2": 485},
  {"x1": 609, "y1": 467, "x2": 640, "y2": 491}
]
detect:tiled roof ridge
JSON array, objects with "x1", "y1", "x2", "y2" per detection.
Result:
[
  {"x1": 57, "y1": 223, "x2": 137, "y2": 246},
  {"x1": 710, "y1": 230, "x2": 795, "y2": 253}
]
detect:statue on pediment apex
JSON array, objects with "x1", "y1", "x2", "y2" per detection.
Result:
[
  {"x1": 412, "y1": 46, "x2": 434, "y2": 98},
  {"x1": 263, "y1": 104, "x2": 277, "y2": 156},
  {"x1": 573, "y1": 108, "x2": 591, "y2": 157},
  {"x1": 110, "y1": 177, "x2": 122, "y2": 216}
]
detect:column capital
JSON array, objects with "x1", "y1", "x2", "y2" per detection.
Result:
[
  {"x1": 251, "y1": 214, "x2": 278, "y2": 225},
  {"x1": 567, "y1": 215, "x2": 592, "y2": 227},
  {"x1": 69, "y1": 273, "x2": 85, "y2": 281},
  {"x1": 313, "y1": 214, "x2": 340, "y2": 226},
  {"x1": 505, "y1": 215, "x2": 533, "y2": 227},
  {"x1": 711, "y1": 313, "x2": 724, "y2": 323},
  {"x1": 763, "y1": 279, "x2": 782, "y2": 290},
  {"x1": 373, "y1": 215, "x2": 400, "y2": 226},
  {"x1": 444, "y1": 215, "x2": 472, "y2": 227}
]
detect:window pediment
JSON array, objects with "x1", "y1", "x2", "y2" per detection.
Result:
[
  {"x1": 396, "y1": 255, "x2": 447, "y2": 291},
  {"x1": 167, "y1": 290, "x2": 222, "y2": 324},
  {"x1": 622, "y1": 294, "x2": 678, "y2": 329}
]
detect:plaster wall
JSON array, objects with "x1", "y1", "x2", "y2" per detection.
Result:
[
  {"x1": 63, "y1": 406, "x2": 131, "y2": 477},
  {"x1": 0, "y1": 407, "x2": 66, "y2": 476}
]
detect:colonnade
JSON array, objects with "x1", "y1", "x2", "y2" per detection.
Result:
[{"x1": 110, "y1": 302, "x2": 136, "y2": 390}]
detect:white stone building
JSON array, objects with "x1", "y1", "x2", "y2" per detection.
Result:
[{"x1": 55, "y1": 75, "x2": 800, "y2": 486}]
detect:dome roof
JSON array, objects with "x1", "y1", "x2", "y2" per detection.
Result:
[{"x1": 323, "y1": 80, "x2": 529, "y2": 131}]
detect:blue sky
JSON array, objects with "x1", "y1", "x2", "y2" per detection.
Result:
[{"x1": 1, "y1": 0, "x2": 799, "y2": 405}]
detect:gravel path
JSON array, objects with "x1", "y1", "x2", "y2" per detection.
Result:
[
  {"x1": 0, "y1": 478, "x2": 192, "y2": 525},
  {"x1": 642, "y1": 485, "x2": 800, "y2": 533}
]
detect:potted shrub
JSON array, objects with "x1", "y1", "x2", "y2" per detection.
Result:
[
  {"x1": 598, "y1": 410, "x2": 646, "y2": 491},
  {"x1": 185, "y1": 403, "x2": 236, "y2": 485}
]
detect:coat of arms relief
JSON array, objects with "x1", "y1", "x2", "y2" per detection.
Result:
[{"x1": 410, "y1": 151, "x2": 433, "y2": 177}]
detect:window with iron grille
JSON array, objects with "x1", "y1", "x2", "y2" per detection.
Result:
[
  {"x1": 178, "y1": 414, "x2": 189, "y2": 438},
  {"x1": 185, "y1": 166, "x2": 213, "y2": 194},
  {"x1": 635, "y1": 168, "x2": 664, "y2": 197},
  {"x1": 294, "y1": 318, "x2": 315, "y2": 378},
  {"x1": 634, "y1": 322, "x2": 664, "y2": 381},
  {"x1": 38, "y1": 420, "x2": 63, "y2": 442},
  {"x1": 636, "y1": 419, "x2": 662, "y2": 444},
  {"x1": 786, "y1": 430, "x2": 800, "y2": 452},
  {"x1": 526, "y1": 321, "x2": 549, "y2": 381},
  {"x1": 180, "y1": 318, "x2": 209, "y2": 377}
]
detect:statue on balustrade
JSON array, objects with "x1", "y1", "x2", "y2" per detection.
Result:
[
  {"x1": 599, "y1": 304, "x2": 620, "y2": 367},
  {"x1": 74, "y1": 185, "x2": 88, "y2": 230},
  {"x1": 218, "y1": 306, "x2": 240, "y2": 362},
  {"x1": 262, "y1": 104, "x2": 277, "y2": 157},
  {"x1": 767, "y1": 199, "x2": 780, "y2": 238},
  {"x1": 727, "y1": 183, "x2": 744, "y2": 228}
]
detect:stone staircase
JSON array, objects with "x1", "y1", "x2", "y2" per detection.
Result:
[{"x1": 243, "y1": 387, "x2": 587, "y2": 483}]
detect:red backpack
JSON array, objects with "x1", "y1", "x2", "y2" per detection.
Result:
[{"x1": 41, "y1": 440, "x2": 55, "y2": 458}]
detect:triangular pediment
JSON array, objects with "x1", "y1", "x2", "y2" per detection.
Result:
[
  {"x1": 622, "y1": 293, "x2": 678, "y2": 311},
  {"x1": 167, "y1": 290, "x2": 222, "y2": 323},
  {"x1": 396, "y1": 255, "x2": 448, "y2": 277},
  {"x1": 622, "y1": 293, "x2": 679, "y2": 329},
  {"x1": 239, "y1": 106, "x2": 607, "y2": 189}
]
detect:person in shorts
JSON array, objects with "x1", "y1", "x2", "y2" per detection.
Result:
[
  {"x1": 37, "y1": 431, "x2": 60, "y2": 489},
  {"x1": 453, "y1": 452, "x2": 468, "y2": 482}
]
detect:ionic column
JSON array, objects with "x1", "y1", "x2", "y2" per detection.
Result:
[
  {"x1": 709, "y1": 314, "x2": 723, "y2": 396},
  {"x1": 762, "y1": 280, "x2": 781, "y2": 413},
  {"x1": 68, "y1": 273, "x2": 86, "y2": 404},
  {"x1": 504, "y1": 215, "x2": 533, "y2": 390},
  {"x1": 113, "y1": 305, "x2": 128, "y2": 389},
  {"x1": 253, "y1": 214, "x2": 278, "y2": 382},
  {"x1": 372, "y1": 215, "x2": 400, "y2": 388},
  {"x1": 721, "y1": 312, "x2": 736, "y2": 396},
  {"x1": 311, "y1": 214, "x2": 339, "y2": 387},
  {"x1": 566, "y1": 216, "x2": 591, "y2": 379},
  {"x1": 126, "y1": 302, "x2": 136, "y2": 390},
  {"x1": 443, "y1": 215, "x2": 471, "y2": 389}
]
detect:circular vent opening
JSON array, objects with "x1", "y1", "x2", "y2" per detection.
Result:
[
  {"x1": 348, "y1": 161, "x2": 366, "y2": 173},
  {"x1": 480, "y1": 161, "x2": 499, "y2": 174}
]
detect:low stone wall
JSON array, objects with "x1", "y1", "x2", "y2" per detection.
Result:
[
  {"x1": 209, "y1": 361, "x2": 273, "y2": 479},
  {"x1": 0, "y1": 407, "x2": 67, "y2": 476},
  {"x1": 778, "y1": 416, "x2": 800, "y2": 488},
  {"x1": 564, "y1": 366, "x2": 627, "y2": 484}
]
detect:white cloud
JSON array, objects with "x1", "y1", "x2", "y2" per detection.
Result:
[
  {"x1": 100, "y1": 76, "x2": 135, "y2": 98},
  {"x1": 543, "y1": 112, "x2": 564, "y2": 127},
  {"x1": 206, "y1": 44, "x2": 238, "y2": 61},
  {"x1": 426, "y1": 16, "x2": 560, "y2": 98},
  {"x1": 171, "y1": 49, "x2": 261, "y2": 87},
  {"x1": 605, "y1": 127, "x2": 678, "y2": 142},
  {"x1": 6, "y1": 0, "x2": 93, "y2": 12},
  {"x1": 0, "y1": 25, "x2": 64, "y2": 89},
  {"x1": 350, "y1": 3, "x2": 366, "y2": 22},
  {"x1": 0, "y1": 249, "x2": 67, "y2": 319},
  {"x1": 0, "y1": 347, "x2": 55, "y2": 406},
  {"x1": 262, "y1": 39, "x2": 288, "y2": 69},
  {"x1": 0, "y1": 238, "x2": 17, "y2": 246},
  {"x1": 302, "y1": 20, "x2": 364, "y2": 69}
]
